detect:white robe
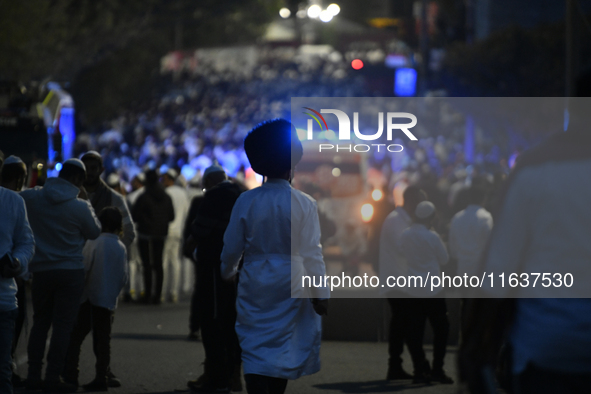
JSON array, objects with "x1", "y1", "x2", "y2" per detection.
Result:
[{"x1": 221, "y1": 178, "x2": 329, "y2": 380}]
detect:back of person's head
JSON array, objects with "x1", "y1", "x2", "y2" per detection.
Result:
[
  {"x1": 415, "y1": 200, "x2": 436, "y2": 226},
  {"x1": 202, "y1": 165, "x2": 227, "y2": 190},
  {"x1": 468, "y1": 184, "x2": 487, "y2": 206},
  {"x1": 0, "y1": 156, "x2": 27, "y2": 191},
  {"x1": 144, "y1": 169, "x2": 159, "y2": 187},
  {"x1": 244, "y1": 118, "x2": 303, "y2": 178},
  {"x1": 80, "y1": 150, "x2": 103, "y2": 167},
  {"x1": 98, "y1": 207, "x2": 123, "y2": 234},
  {"x1": 59, "y1": 159, "x2": 86, "y2": 187},
  {"x1": 403, "y1": 185, "x2": 428, "y2": 213}
]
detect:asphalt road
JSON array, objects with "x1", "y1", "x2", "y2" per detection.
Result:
[{"x1": 14, "y1": 300, "x2": 460, "y2": 394}]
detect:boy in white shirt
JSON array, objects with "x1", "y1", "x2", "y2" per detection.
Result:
[{"x1": 63, "y1": 207, "x2": 128, "y2": 391}]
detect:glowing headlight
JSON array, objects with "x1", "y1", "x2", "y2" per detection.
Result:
[
  {"x1": 361, "y1": 203, "x2": 374, "y2": 222},
  {"x1": 371, "y1": 189, "x2": 383, "y2": 201}
]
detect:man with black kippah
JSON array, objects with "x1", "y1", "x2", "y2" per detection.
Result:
[
  {"x1": 132, "y1": 169, "x2": 175, "y2": 304},
  {"x1": 221, "y1": 119, "x2": 329, "y2": 394},
  {"x1": 186, "y1": 165, "x2": 243, "y2": 393}
]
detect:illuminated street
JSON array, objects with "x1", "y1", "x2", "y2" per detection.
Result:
[{"x1": 15, "y1": 300, "x2": 458, "y2": 394}]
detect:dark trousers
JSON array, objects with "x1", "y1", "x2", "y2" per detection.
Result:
[
  {"x1": 403, "y1": 298, "x2": 449, "y2": 373},
  {"x1": 11, "y1": 278, "x2": 26, "y2": 359},
  {"x1": 514, "y1": 363, "x2": 591, "y2": 394},
  {"x1": 387, "y1": 297, "x2": 406, "y2": 369},
  {"x1": 198, "y1": 262, "x2": 240, "y2": 388},
  {"x1": 27, "y1": 269, "x2": 85, "y2": 381},
  {"x1": 0, "y1": 309, "x2": 17, "y2": 394},
  {"x1": 244, "y1": 374, "x2": 287, "y2": 394},
  {"x1": 189, "y1": 259, "x2": 200, "y2": 333},
  {"x1": 138, "y1": 238, "x2": 165, "y2": 301},
  {"x1": 63, "y1": 301, "x2": 114, "y2": 382}
]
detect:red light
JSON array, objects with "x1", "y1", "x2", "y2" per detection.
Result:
[{"x1": 351, "y1": 59, "x2": 364, "y2": 70}]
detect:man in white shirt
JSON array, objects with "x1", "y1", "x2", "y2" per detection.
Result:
[
  {"x1": 161, "y1": 169, "x2": 189, "y2": 302},
  {"x1": 449, "y1": 185, "x2": 493, "y2": 278},
  {"x1": 124, "y1": 173, "x2": 145, "y2": 302},
  {"x1": 379, "y1": 185, "x2": 426, "y2": 380},
  {"x1": 449, "y1": 184, "x2": 493, "y2": 338},
  {"x1": 221, "y1": 119, "x2": 328, "y2": 394},
  {"x1": 399, "y1": 201, "x2": 452, "y2": 384}
]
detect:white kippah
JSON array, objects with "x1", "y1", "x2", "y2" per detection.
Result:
[
  {"x1": 107, "y1": 173, "x2": 121, "y2": 185},
  {"x1": 415, "y1": 201, "x2": 436, "y2": 219},
  {"x1": 165, "y1": 168, "x2": 178, "y2": 179}
]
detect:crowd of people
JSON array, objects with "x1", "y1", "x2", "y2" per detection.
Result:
[
  {"x1": 1, "y1": 50, "x2": 590, "y2": 394},
  {"x1": 2, "y1": 99, "x2": 591, "y2": 394},
  {"x1": 0, "y1": 117, "x2": 329, "y2": 394},
  {"x1": 74, "y1": 49, "x2": 519, "y2": 209}
]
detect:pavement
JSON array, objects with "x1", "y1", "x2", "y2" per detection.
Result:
[{"x1": 14, "y1": 300, "x2": 462, "y2": 394}]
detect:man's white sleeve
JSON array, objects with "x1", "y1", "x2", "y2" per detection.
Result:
[{"x1": 299, "y1": 202, "x2": 329, "y2": 299}]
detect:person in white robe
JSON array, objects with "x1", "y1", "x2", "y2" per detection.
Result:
[{"x1": 221, "y1": 119, "x2": 329, "y2": 394}]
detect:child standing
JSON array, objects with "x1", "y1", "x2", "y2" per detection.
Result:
[{"x1": 63, "y1": 207, "x2": 128, "y2": 391}]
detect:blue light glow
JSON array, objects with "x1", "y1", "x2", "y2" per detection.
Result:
[{"x1": 394, "y1": 68, "x2": 417, "y2": 97}]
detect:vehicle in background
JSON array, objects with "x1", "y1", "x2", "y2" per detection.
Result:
[
  {"x1": 292, "y1": 135, "x2": 377, "y2": 277},
  {"x1": 0, "y1": 80, "x2": 75, "y2": 186}
]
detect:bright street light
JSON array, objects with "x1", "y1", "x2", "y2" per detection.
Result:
[
  {"x1": 307, "y1": 4, "x2": 321, "y2": 18},
  {"x1": 361, "y1": 204, "x2": 374, "y2": 222},
  {"x1": 371, "y1": 189, "x2": 383, "y2": 201},
  {"x1": 279, "y1": 7, "x2": 291, "y2": 18},
  {"x1": 327, "y1": 3, "x2": 340, "y2": 16},
  {"x1": 319, "y1": 10, "x2": 333, "y2": 22}
]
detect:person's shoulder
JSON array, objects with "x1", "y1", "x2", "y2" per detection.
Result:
[
  {"x1": 135, "y1": 189, "x2": 149, "y2": 202},
  {"x1": 109, "y1": 188, "x2": 127, "y2": 204},
  {"x1": 167, "y1": 184, "x2": 187, "y2": 196},
  {"x1": 101, "y1": 234, "x2": 126, "y2": 249},
  {"x1": 115, "y1": 238, "x2": 127, "y2": 254},
  {"x1": 386, "y1": 207, "x2": 400, "y2": 218},
  {"x1": 427, "y1": 228, "x2": 443, "y2": 241},
  {"x1": 19, "y1": 186, "x2": 42, "y2": 199},
  {"x1": 291, "y1": 187, "x2": 316, "y2": 204},
  {"x1": 450, "y1": 208, "x2": 466, "y2": 224},
  {"x1": 70, "y1": 196, "x2": 93, "y2": 211},
  {"x1": 476, "y1": 206, "x2": 493, "y2": 219},
  {"x1": 208, "y1": 181, "x2": 242, "y2": 197},
  {"x1": 0, "y1": 187, "x2": 23, "y2": 203},
  {"x1": 233, "y1": 187, "x2": 258, "y2": 205},
  {"x1": 398, "y1": 227, "x2": 413, "y2": 244},
  {"x1": 400, "y1": 225, "x2": 413, "y2": 237},
  {"x1": 84, "y1": 237, "x2": 100, "y2": 251},
  {"x1": 292, "y1": 188, "x2": 319, "y2": 214}
]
